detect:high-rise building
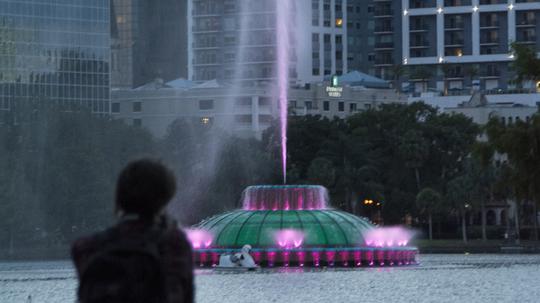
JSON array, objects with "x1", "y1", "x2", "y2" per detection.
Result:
[
  {"x1": 346, "y1": 1, "x2": 377, "y2": 76},
  {"x1": 402, "y1": 0, "x2": 540, "y2": 94},
  {"x1": 373, "y1": 0, "x2": 403, "y2": 81},
  {"x1": 0, "y1": 0, "x2": 111, "y2": 115},
  {"x1": 188, "y1": 0, "x2": 350, "y2": 85},
  {"x1": 111, "y1": 0, "x2": 188, "y2": 89}
]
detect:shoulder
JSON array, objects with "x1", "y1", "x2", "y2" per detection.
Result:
[
  {"x1": 71, "y1": 228, "x2": 115, "y2": 274},
  {"x1": 160, "y1": 217, "x2": 191, "y2": 248}
]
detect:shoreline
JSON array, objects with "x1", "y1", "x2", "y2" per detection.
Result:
[{"x1": 2, "y1": 241, "x2": 540, "y2": 262}]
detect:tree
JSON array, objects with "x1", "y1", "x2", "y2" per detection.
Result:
[
  {"x1": 399, "y1": 129, "x2": 429, "y2": 191},
  {"x1": 446, "y1": 175, "x2": 475, "y2": 243},
  {"x1": 510, "y1": 42, "x2": 540, "y2": 86},
  {"x1": 416, "y1": 188, "x2": 443, "y2": 240},
  {"x1": 472, "y1": 141, "x2": 499, "y2": 241},
  {"x1": 486, "y1": 115, "x2": 540, "y2": 240},
  {"x1": 464, "y1": 64, "x2": 479, "y2": 93},
  {"x1": 391, "y1": 64, "x2": 406, "y2": 93},
  {"x1": 307, "y1": 157, "x2": 336, "y2": 188}
]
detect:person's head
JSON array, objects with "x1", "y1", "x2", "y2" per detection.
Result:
[{"x1": 115, "y1": 158, "x2": 176, "y2": 219}]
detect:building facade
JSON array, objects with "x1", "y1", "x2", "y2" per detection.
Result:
[
  {"x1": 111, "y1": 72, "x2": 405, "y2": 138},
  {"x1": 0, "y1": 0, "x2": 111, "y2": 116},
  {"x1": 188, "y1": 0, "x2": 357, "y2": 85},
  {"x1": 402, "y1": 0, "x2": 540, "y2": 94},
  {"x1": 111, "y1": 0, "x2": 188, "y2": 89}
]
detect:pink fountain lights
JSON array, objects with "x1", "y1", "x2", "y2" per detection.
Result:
[
  {"x1": 276, "y1": 0, "x2": 292, "y2": 184},
  {"x1": 242, "y1": 185, "x2": 328, "y2": 211},
  {"x1": 364, "y1": 227, "x2": 415, "y2": 248},
  {"x1": 275, "y1": 229, "x2": 304, "y2": 249},
  {"x1": 185, "y1": 229, "x2": 213, "y2": 249}
]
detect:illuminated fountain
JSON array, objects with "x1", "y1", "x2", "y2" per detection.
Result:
[{"x1": 190, "y1": 185, "x2": 418, "y2": 268}]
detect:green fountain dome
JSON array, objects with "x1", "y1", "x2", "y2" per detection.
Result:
[{"x1": 194, "y1": 209, "x2": 375, "y2": 248}]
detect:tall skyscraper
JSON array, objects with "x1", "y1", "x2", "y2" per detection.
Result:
[
  {"x1": 402, "y1": 0, "x2": 540, "y2": 93},
  {"x1": 0, "y1": 0, "x2": 111, "y2": 115},
  {"x1": 111, "y1": 0, "x2": 188, "y2": 89},
  {"x1": 346, "y1": 1, "x2": 376, "y2": 76},
  {"x1": 187, "y1": 0, "x2": 349, "y2": 85},
  {"x1": 372, "y1": 0, "x2": 403, "y2": 81}
]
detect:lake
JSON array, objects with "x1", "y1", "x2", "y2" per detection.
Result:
[{"x1": 2, "y1": 254, "x2": 540, "y2": 303}]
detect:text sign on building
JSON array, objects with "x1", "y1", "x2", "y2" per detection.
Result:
[
  {"x1": 326, "y1": 86, "x2": 343, "y2": 98},
  {"x1": 326, "y1": 75, "x2": 343, "y2": 97}
]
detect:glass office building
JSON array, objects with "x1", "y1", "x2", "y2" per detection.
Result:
[{"x1": 0, "y1": 0, "x2": 111, "y2": 115}]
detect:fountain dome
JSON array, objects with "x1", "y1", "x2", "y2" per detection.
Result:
[{"x1": 190, "y1": 185, "x2": 417, "y2": 267}]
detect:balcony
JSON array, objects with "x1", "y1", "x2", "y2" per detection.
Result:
[
  {"x1": 374, "y1": 9, "x2": 394, "y2": 17},
  {"x1": 374, "y1": 42, "x2": 394, "y2": 49},
  {"x1": 410, "y1": 25, "x2": 430, "y2": 32},
  {"x1": 480, "y1": 21, "x2": 499, "y2": 29},
  {"x1": 374, "y1": 26, "x2": 394, "y2": 33}
]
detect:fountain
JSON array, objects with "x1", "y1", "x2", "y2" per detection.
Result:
[
  {"x1": 190, "y1": 185, "x2": 418, "y2": 267},
  {"x1": 188, "y1": 1, "x2": 417, "y2": 268}
]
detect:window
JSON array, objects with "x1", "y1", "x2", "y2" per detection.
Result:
[
  {"x1": 324, "y1": 34, "x2": 331, "y2": 43},
  {"x1": 200, "y1": 117, "x2": 212, "y2": 125},
  {"x1": 132, "y1": 102, "x2": 141, "y2": 113},
  {"x1": 199, "y1": 99, "x2": 214, "y2": 110},
  {"x1": 259, "y1": 97, "x2": 271, "y2": 106},
  {"x1": 111, "y1": 102, "x2": 120, "y2": 113},
  {"x1": 323, "y1": 101, "x2": 330, "y2": 111},
  {"x1": 313, "y1": 68, "x2": 320, "y2": 75},
  {"x1": 305, "y1": 101, "x2": 313, "y2": 110},
  {"x1": 349, "y1": 103, "x2": 357, "y2": 112},
  {"x1": 236, "y1": 97, "x2": 251, "y2": 106},
  {"x1": 338, "y1": 102, "x2": 344, "y2": 112},
  {"x1": 133, "y1": 118, "x2": 142, "y2": 127}
]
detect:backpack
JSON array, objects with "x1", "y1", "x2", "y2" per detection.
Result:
[{"x1": 78, "y1": 229, "x2": 168, "y2": 303}]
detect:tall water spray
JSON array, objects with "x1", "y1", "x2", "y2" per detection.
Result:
[{"x1": 276, "y1": 0, "x2": 291, "y2": 184}]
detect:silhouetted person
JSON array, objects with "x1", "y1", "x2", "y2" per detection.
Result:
[{"x1": 71, "y1": 159, "x2": 194, "y2": 303}]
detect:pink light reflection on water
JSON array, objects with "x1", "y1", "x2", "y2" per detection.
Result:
[
  {"x1": 275, "y1": 229, "x2": 304, "y2": 249},
  {"x1": 364, "y1": 227, "x2": 414, "y2": 248},
  {"x1": 185, "y1": 229, "x2": 213, "y2": 249},
  {"x1": 267, "y1": 251, "x2": 277, "y2": 267},
  {"x1": 353, "y1": 251, "x2": 362, "y2": 267},
  {"x1": 312, "y1": 251, "x2": 321, "y2": 267},
  {"x1": 297, "y1": 251, "x2": 306, "y2": 267},
  {"x1": 325, "y1": 250, "x2": 336, "y2": 266}
]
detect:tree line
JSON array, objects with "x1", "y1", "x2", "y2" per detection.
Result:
[{"x1": 1, "y1": 99, "x2": 538, "y2": 257}]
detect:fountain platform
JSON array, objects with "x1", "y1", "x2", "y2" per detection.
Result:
[{"x1": 189, "y1": 185, "x2": 418, "y2": 267}]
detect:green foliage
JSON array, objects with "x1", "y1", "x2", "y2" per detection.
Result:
[
  {"x1": 510, "y1": 42, "x2": 540, "y2": 84},
  {"x1": 264, "y1": 102, "x2": 479, "y2": 224},
  {"x1": 416, "y1": 188, "x2": 443, "y2": 215},
  {"x1": 485, "y1": 114, "x2": 540, "y2": 239}
]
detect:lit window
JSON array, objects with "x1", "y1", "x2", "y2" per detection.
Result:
[
  {"x1": 335, "y1": 18, "x2": 343, "y2": 27},
  {"x1": 201, "y1": 117, "x2": 211, "y2": 125}
]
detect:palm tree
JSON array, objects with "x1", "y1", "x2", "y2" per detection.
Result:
[
  {"x1": 416, "y1": 188, "x2": 443, "y2": 241},
  {"x1": 510, "y1": 42, "x2": 540, "y2": 87},
  {"x1": 464, "y1": 64, "x2": 479, "y2": 93},
  {"x1": 391, "y1": 64, "x2": 406, "y2": 93},
  {"x1": 446, "y1": 175, "x2": 475, "y2": 243}
]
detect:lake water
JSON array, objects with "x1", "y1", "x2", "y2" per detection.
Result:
[{"x1": 2, "y1": 254, "x2": 540, "y2": 303}]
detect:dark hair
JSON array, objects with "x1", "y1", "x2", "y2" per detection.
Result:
[{"x1": 115, "y1": 159, "x2": 176, "y2": 218}]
